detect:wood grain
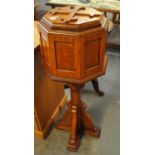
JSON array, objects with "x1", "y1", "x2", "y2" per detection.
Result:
[
  {"x1": 34, "y1": 21, "x2": 40, "y2": 49},
  {"x1": 38, "y1": 6, "x2": 108, "y2": 150},
  {"x1": 34, "y1": 21, "x2": 66, "y2": 140}
]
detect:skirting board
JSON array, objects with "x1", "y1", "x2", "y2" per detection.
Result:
[{"x1": 34, "y1": 95, "x2": 67, "y2": 140}]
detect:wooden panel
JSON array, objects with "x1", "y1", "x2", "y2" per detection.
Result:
[
  {"x1": 85, "y1": 39, "x2": 100, "y2": 69},
  {"x1": 83, "y1": 30, "x2": 106, "y2": 77},
  {"x1": 49, "y1": 35, "x2": 81, "y2": 79},
  {"x1": 35, "y1": 96, "x2": 67, "y2": 140},
  {"x1": 35, "y1": 21, "x2": 67, "y2": 140},
  {"x1": 55, "y1": 41, "x2": 74, "y2": 71},
  {"x1": 34, "y1": 47, "x2": 65, "y2": 131}
]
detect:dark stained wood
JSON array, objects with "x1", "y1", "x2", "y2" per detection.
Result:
[
  {"x1": 38, "y1": 6, "x2": 108, "y2": 151},
  {"x1": 34, "y1": 1, "x2": 38, "y2": 20},
  {"x1": 92, "y1": 79, "x2": 104, "y2": 96}
]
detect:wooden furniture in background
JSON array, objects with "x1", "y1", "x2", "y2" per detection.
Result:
[
  {"x1": 34, "y1": 21, "x2": 67, "y2": 140},
  {"x1": 46, "y1": 0, "x2": 120, "y2": 13},
  {"x1": 38, "y1": 6, "x2": 108, "y2": 151},
  {"x1": 46, "y1": 0, "x2": 120, "y2": 26},
  {"x1": 46, "y1": 0, "x2": 120, "y2": 49},
  {"x1": 34, "y1": 1, "x2": 38, "y2": 20}
]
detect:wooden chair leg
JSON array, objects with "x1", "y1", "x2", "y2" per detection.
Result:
[{"x1": 91, "y1": 79, "x2": 104, "y2": 96}]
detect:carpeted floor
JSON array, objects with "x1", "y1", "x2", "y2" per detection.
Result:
[{"x1": 34, "y1": 49, "x2": 120, "y2": 155}]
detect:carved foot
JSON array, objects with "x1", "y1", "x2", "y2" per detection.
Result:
[
  {"x1": 67, "y1": 135, "x2": 80, "y2": 151},
  {"x1": 91, "y1": 79, "x2": 104, "y2": 96},
  {"x1": 81, "y1": 102, "x2": 100, "y2": 137},
  {"x1": 55, "y1": 101, "x2": 100, "y2": 148}
]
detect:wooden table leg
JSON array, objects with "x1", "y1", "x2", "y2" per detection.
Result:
[
  {"x1": 91, "y1": 79, "x2": 104, "y2": 96},
  {"x1": 56, "y1": 84, "x2": 100, "y2": 151}
]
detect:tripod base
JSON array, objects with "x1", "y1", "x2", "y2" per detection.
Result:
[{"x1": 55, "y1": 84, "x2": 100, "y2": 151}]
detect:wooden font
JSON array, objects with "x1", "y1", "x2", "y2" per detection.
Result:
[{"x1": 38, "y1": 6, "x2": 108, "y2": 151}]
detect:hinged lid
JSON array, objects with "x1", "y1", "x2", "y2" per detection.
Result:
[{"x1": 40, "y1": 6, "x2": 106, "y2": 31}]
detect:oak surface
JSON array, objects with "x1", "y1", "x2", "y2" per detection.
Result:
[
  {"x1": 34, "y1": 21, "x2": 66, "y2": 140},
  {"x1": 38, "y1": 7, "x2": 108, "y2": 150},
  {"x1": 34, "y1": 21, "x2": 40, "y2": 50}
]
